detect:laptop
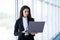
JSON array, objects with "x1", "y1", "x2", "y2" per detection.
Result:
[{"x1": 28, "y1": 21, "x2": 45, "y2": 33}]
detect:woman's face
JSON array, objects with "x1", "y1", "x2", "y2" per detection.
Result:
[{"x1": 23, "y1": 9, "x2": 29, "y2": 17}]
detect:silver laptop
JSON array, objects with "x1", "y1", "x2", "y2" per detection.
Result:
[{"x1": 28, "y1": 21, "x2": 45, "y2": 33}]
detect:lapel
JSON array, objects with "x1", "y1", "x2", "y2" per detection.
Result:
[{"x1": 20, "y1": 18, "x2": 24, "y2": 30}]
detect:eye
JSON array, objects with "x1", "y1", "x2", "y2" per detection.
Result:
[{"x1": 25, "y1": 11, "x2": 26, "y2": 13}]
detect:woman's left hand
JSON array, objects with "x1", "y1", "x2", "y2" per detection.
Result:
[{"x1": 31, "y1": 32, "x2": 38, "y2": 35}]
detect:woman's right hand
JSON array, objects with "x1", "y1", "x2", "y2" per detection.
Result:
[{"x1": 22, "y1": 30, "x2": 28, "y2": 33}]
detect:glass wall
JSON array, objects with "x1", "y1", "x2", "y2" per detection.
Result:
[{"x1": 16, "y1": 0, "x2": 60, "y2": 40}]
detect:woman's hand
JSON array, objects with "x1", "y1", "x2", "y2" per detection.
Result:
[
  {"x1": 31, "y1": 32, "x2": 38, "y2": 35},
  {"x1": 22, "y1": 30, "x2": 28, "y2": 33}
]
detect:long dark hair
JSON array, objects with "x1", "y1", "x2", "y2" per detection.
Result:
[{"x1": 20, "y1": 5, "x2": 32, "y2": 18}]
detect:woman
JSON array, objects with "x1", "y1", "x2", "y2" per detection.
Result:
[{"x1": 14, "y1": 5, "x2": 36, "y2": 40}]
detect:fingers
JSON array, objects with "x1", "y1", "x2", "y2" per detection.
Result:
[
  {"x1": 25, "y1": 30, "x2": 28, "y2": 32},
  {"x1": 22, "y1": 31, "x2": 25, "y2": 33},
  {"x1": 22, "y1": 30, "x2": 28, "y2": 33},
  {"x1": 31, "y1": 32, "x2": 38, "y2": 35}
]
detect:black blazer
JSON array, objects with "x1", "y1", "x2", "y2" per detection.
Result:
[{"x1": 14, "y1": 17, "x2": 34, "y2": 36}]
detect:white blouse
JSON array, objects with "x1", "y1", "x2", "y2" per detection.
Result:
[{"x1": 23, "y1": 17, "x2": 29, "y2": 35}]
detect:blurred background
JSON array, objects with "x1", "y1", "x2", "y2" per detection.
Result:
[{"x1": 0, "y1": 0, "x2": 60, "y2": 40}]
